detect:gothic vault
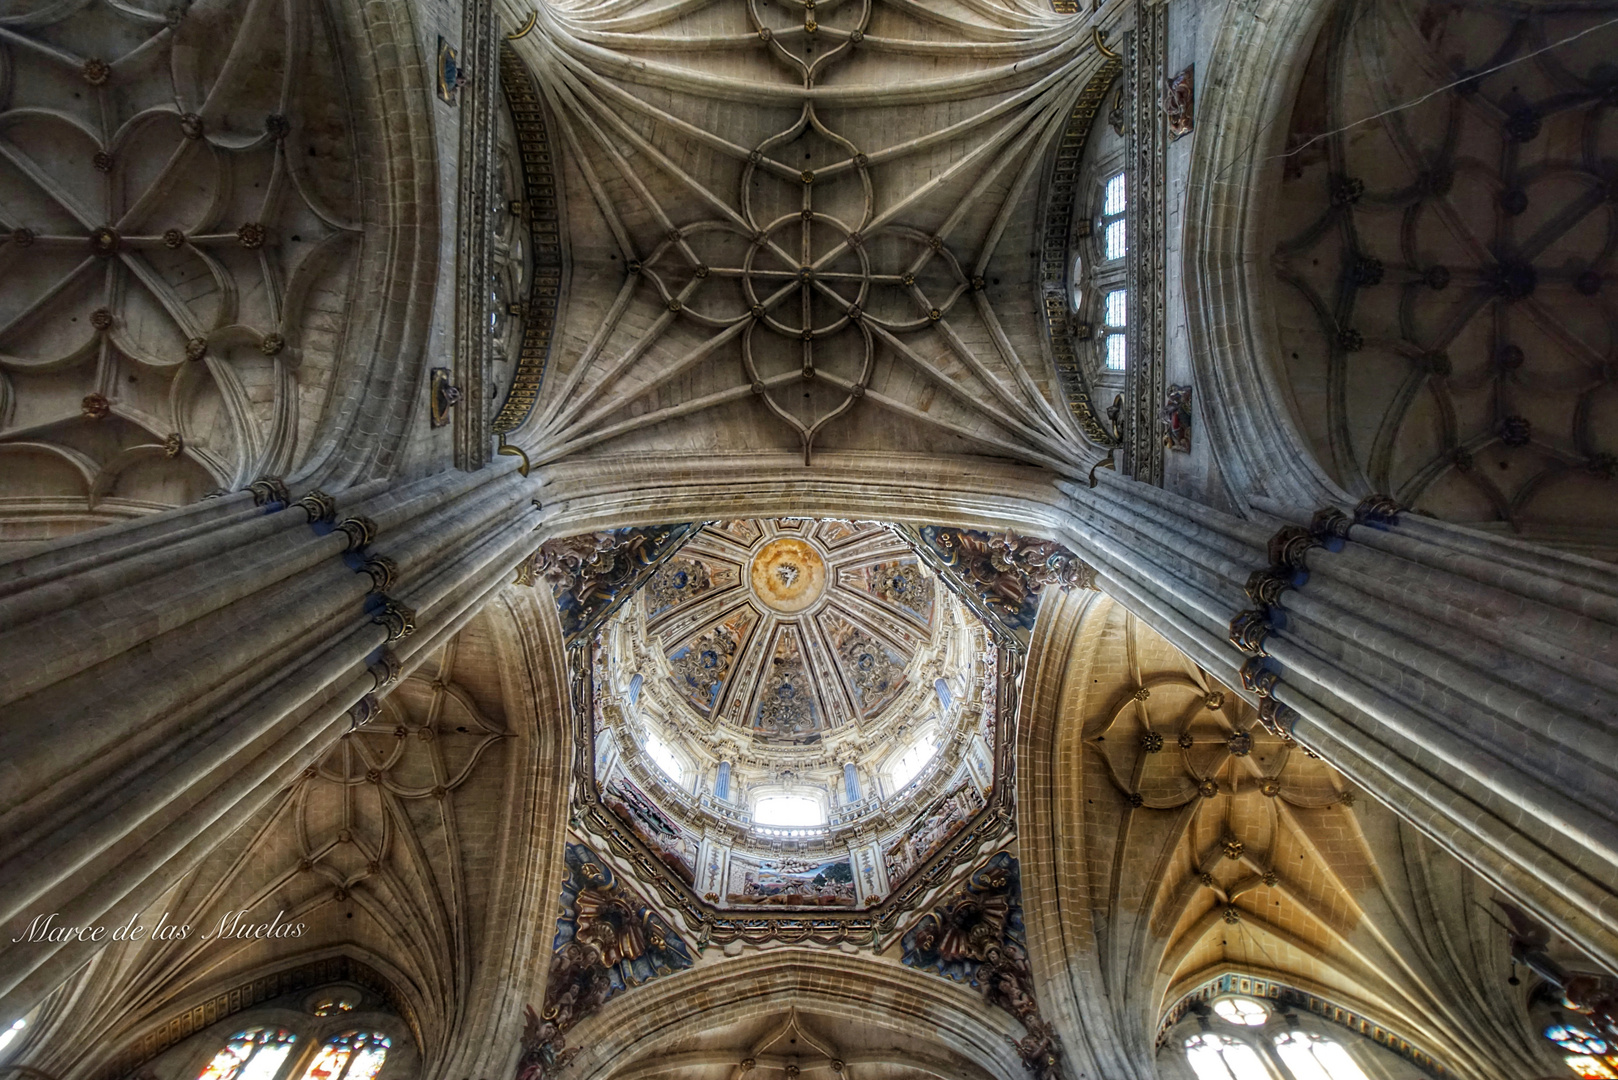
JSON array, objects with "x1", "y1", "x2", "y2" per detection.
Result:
[{"x1": 0, "y1": 0, "x2": 1615, "y2": 1079}]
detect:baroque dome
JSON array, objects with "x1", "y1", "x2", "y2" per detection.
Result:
[
  {"x1": 631, "y1": 519, "x2": 949, "y2": 745},
  {"x1": 583, "y1": 518, "x2": 1005, "y2": 912}
]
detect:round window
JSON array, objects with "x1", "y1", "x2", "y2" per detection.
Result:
[{"x1": 1212, "y1": 996, "x2": 1271, "y2": 1026}]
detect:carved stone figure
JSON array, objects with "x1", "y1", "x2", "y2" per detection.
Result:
[
  {"x1": 913, "y1": 525, "x2": 1097, "y2": 639},
  {"x1": 1160, "y1": 383, "x2": 1193, "y2": 453},
  {"x1": 538, "y1": 526, "x2": 697, "y2": 640},
  {"x1": 1166, "y1": 65, "x2": 1194, "y2": 139}
]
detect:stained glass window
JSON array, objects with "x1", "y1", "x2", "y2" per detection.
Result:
[
  {"x1": 297, "y1": 1032, "x2": 391, "y2": 1080},
  {"x1": 196, "y1": 1029, "x2": 298, "y2": 1080},
  {"x1": 1549, "y1": 1027, "x2": 1612, "y2": 1057},
  {"x1": 1213, "y1": 997, "x2": 1271, "y2": 1026},
  {"x1": 1546, "y1": 1024, "x2": 1618, "y2": 1077},
  {"x1": 1184, "y1": 1033, "x2": 1272, "y2": 1080},
  {"x1": 1274, "y1": 1031, "x2": 1371, "y2": 1080}
]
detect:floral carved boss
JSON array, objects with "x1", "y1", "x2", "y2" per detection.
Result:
[
  {"x1": 520, "y1": 0, "x2": 1101, "y2": 472},
  {"x1": 621, "y1": 9, "x2": 985, "y2": 463},
  {"x1": 0, "y1": 0, "x2": 367, "y2": 522}
]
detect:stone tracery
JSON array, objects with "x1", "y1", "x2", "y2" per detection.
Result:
[
  {"x1": 0, "y1": 0, "x2": 374, "y2": 540},
  {"x1": 509, "y1": 0, "x2": 1116, "y2": 473},
  {"x1": 1271, "y1": 0, "x2": 1618, "y2": 552}
]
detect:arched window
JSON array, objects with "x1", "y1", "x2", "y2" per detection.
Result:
[
  {"x1": 1545, "y1": 1024, "x2": 1618, "y2": 1078},
  {"x1": 297, "y1": 1031, "x2": 391, "y2": 1080},
  {"x1": 889, "y1": 731, "x2": 938, "y2": 789},
  {"x1": 643, "y1": 730, "x2": 683, "y2": 783},
  {"x1": 1274, "y1": 1031, "x2": 1372, "y2": 1080},
  {"x1": 196, "y1": 1029, "x2": 299, "y2": 1080},
  {"x1": 1093, "y1": 169, "x2": 1129, "y2": 373},
  {"x1": 752, "y1": 794, "x2": 823, "y2": 827},
  {"x1": 1184, "y1": 1033, "x2": 1271, "y2": 1080}
]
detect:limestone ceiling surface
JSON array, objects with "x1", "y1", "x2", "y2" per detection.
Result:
[
  {"x1": 509, "y1": 0, "x2": 1107, "y2": 472},
  {"x1": 1270, "y1": 0, "x2": 1618, "y2": 551},
  {"x1": 578, "y1": 1006, "x2": 997, "y2": 1080},
  {"x1": 0, "y1": 0, "x2": 404, "y2": 542},
  {"x1": 21, "y1": 626, "x2": 526, "y2": 1079},
  {"x1": 1031, "y1": 596, "x2": 1548, "y2": 1080}
]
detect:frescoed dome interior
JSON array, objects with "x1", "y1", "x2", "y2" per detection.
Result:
[{"x1": 587, "y1": 519, "x2": 1001, "y2": 910}]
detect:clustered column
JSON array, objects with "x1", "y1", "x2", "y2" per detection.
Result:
[
  {"x1": 0, "y1": 463, "x2": 543, "y2": 1023},
  {"x1": 1057, "y1": 472, "x2": 1618, "y2": 975}
]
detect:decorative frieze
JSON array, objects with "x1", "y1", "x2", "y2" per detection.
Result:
[
  {"x1": 1126, "y1": 5, "x2": 1169, "y2": 484},
  {"x1": 493, "y1": 43, "x2": 565, "y2": 441},
  {"x1": 450, "y1": 1, "x2": 499, "y2": 468},
  {"x1": 1038, "y1": 53, "x2": 1124, "y2": 447}
]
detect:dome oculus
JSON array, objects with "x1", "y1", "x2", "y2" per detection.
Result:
[{"x1": 749, "y1": 536, "x2": 828, "y2": 613}]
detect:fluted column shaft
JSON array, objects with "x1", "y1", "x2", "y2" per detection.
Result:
[
  {"x1": 0, "y1": 463, "x2": 543, "y2": 1022},
  {"x1": 1055, "y1": 474, "x2": 1618, "y2": 975}
]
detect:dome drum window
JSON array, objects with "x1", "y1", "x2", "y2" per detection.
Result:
[{"x1": 752, "y1": 794, "x2": 826, "y2": 827}]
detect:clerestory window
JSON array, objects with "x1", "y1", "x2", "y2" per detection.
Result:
[
  {"x1": 196, "y1": 1029, "x2": 299, "y2": 1080},
  {"x1": 1272, "y1": 1032, "x2": 1372, "y2": 1080},
  {"x1": 1184, "y1": 1032, "x2": 1271, "y2": 1080},
  {"x1": 1213, "y1": 997, "x2": 1270, "y2": 1026},
  {"x1": 1072, "y1": 165, "x2": 1128, "y2": 377},
  {"x1": 1545, "y1": 1024, "x2": 1618, "y2": 1078},
  {"x1": 1101, "y1": 171, "x2": 1127, "y2": 259},
  {"x1": 296, "y1": 1031, "x2": 391, "y2": 1080}
]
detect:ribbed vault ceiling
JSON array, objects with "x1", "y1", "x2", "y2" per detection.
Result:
[
  {"x1": 509, "y1": 0, "x2": 1108, "y2": 472},
  {"x1": 1270, "y1": 0, "x2": 1618, "y2": 551}
]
